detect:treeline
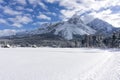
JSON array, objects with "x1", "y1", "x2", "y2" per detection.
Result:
[{"x1": 0, "y1": 32, "x2": 120, "y2": 48}]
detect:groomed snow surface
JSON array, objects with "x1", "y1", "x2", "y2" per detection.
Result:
[{"x1": 0, "y1": 48, "x2": 119, "y2": 80}]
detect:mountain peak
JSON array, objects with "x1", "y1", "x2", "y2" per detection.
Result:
[{"x1": 68, "y1": 14, "x2": 83, "y2": 24}]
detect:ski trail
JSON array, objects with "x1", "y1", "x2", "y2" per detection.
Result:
[
  {"x1": 100, "y1": 53, "x2": 120, "y2": 80},
  {"x1": 78, "y1": 52, "x2": 120, "y2": 80}
]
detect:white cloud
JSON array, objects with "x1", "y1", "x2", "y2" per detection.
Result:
[
  {"x1": 12, "y1": 23, "x2": 23, "y2": 28},
  {"x1": 46, "y1": 12, "x2": 57, "y2": 16},
  {"x1": 45, "y1": 0, "x2": 59, "y2": 3},
  {"x1": 0, "y1": 18, "x2": 8, "y2": 24},
  {"x1": 19, "y1": 16, "x2": 33, "y2": 24},
  {"x1": 3, "y1": 6, "x2": 22, "y2": 15},
  {"x1": 39, "y1": 2, "x2": 48, "y2": 10},
  {"x1": 37, "y1": 14, "x2": 51, "y2": 20},
  {"x1": 45, "y1": 0, "x2": 120, "y2": 17},
  {"x1": 98, "y1": 13, "x2": 120, "y2": 27},
  {"x1": 10, "y1": 16, "x2": 32, "y2": 24},
  {"x1": 0, "y1": 29, "x2": 16, "y2": 37},
  {"x1": 81, "y1": 9, "x2": 120, "y2": 27},
  {"x1": 28, "y1": 0, "x2": 48, "y2": 10},
  {"x1": 81, "y1": 9, "x2": 112, "y2": 24},
  {"x1": 16, "y1": 0, "x2": 26, "y2": 5},
  {"x1": 28, "y1": 0, "x2": 37, "y2": 4},
  {"x1": 33, "y1": 22, "x2": 48, "y2": 26},
  {"x1": 60, "y1": 9, "x2": 76, "y2": 19},
  {"x1": 26, "y1": 8, "x2": 33, "y2": 12},
  {"x1": 8, "y1": 15, "x2": 33, "y2": 27}
]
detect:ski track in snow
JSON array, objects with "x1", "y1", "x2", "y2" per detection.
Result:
[
  {"x1": 0, "y1": 48, "x2": 119, "y2": 80},
  {"x1": 78, "y1": 51, "x2": 120, "y2": 80}
]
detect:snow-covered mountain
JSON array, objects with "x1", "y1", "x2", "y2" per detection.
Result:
[
  {"x1": 25, "y1": 15, "x2": 96, "y2": 40},
  {"x1": 87, "y1": 18, "x2": 116, "y2": 35},
  {"x1": 15, "y1": 14, "x2": 118, "y2": 40}
]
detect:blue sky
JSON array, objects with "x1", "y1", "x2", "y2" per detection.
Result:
[
  {"x1": 0, "y1": 0, "x2": 120, "y2": 36},
  {"x1": 0, "y1": 0, "x2": 64, "y2": 30}
]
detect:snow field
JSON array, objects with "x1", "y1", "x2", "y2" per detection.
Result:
[{"x1": 0, "y1": 48, "x2": 119, "y2": 80}]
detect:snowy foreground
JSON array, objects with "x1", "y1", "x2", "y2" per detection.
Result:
[{"x1": 0, "y1": 48, "x2": 119, "y2": 80}]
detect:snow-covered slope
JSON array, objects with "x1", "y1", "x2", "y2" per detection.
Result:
[
  {"x1": 0, "y1": 48, "x2": 119, "y2": 80},
  {"x1": 54, "y1": 15, "x2": 96, "y2": 40},
  {"x1": 87, "y1": 18, "x2": 116, "y2": 35}
]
